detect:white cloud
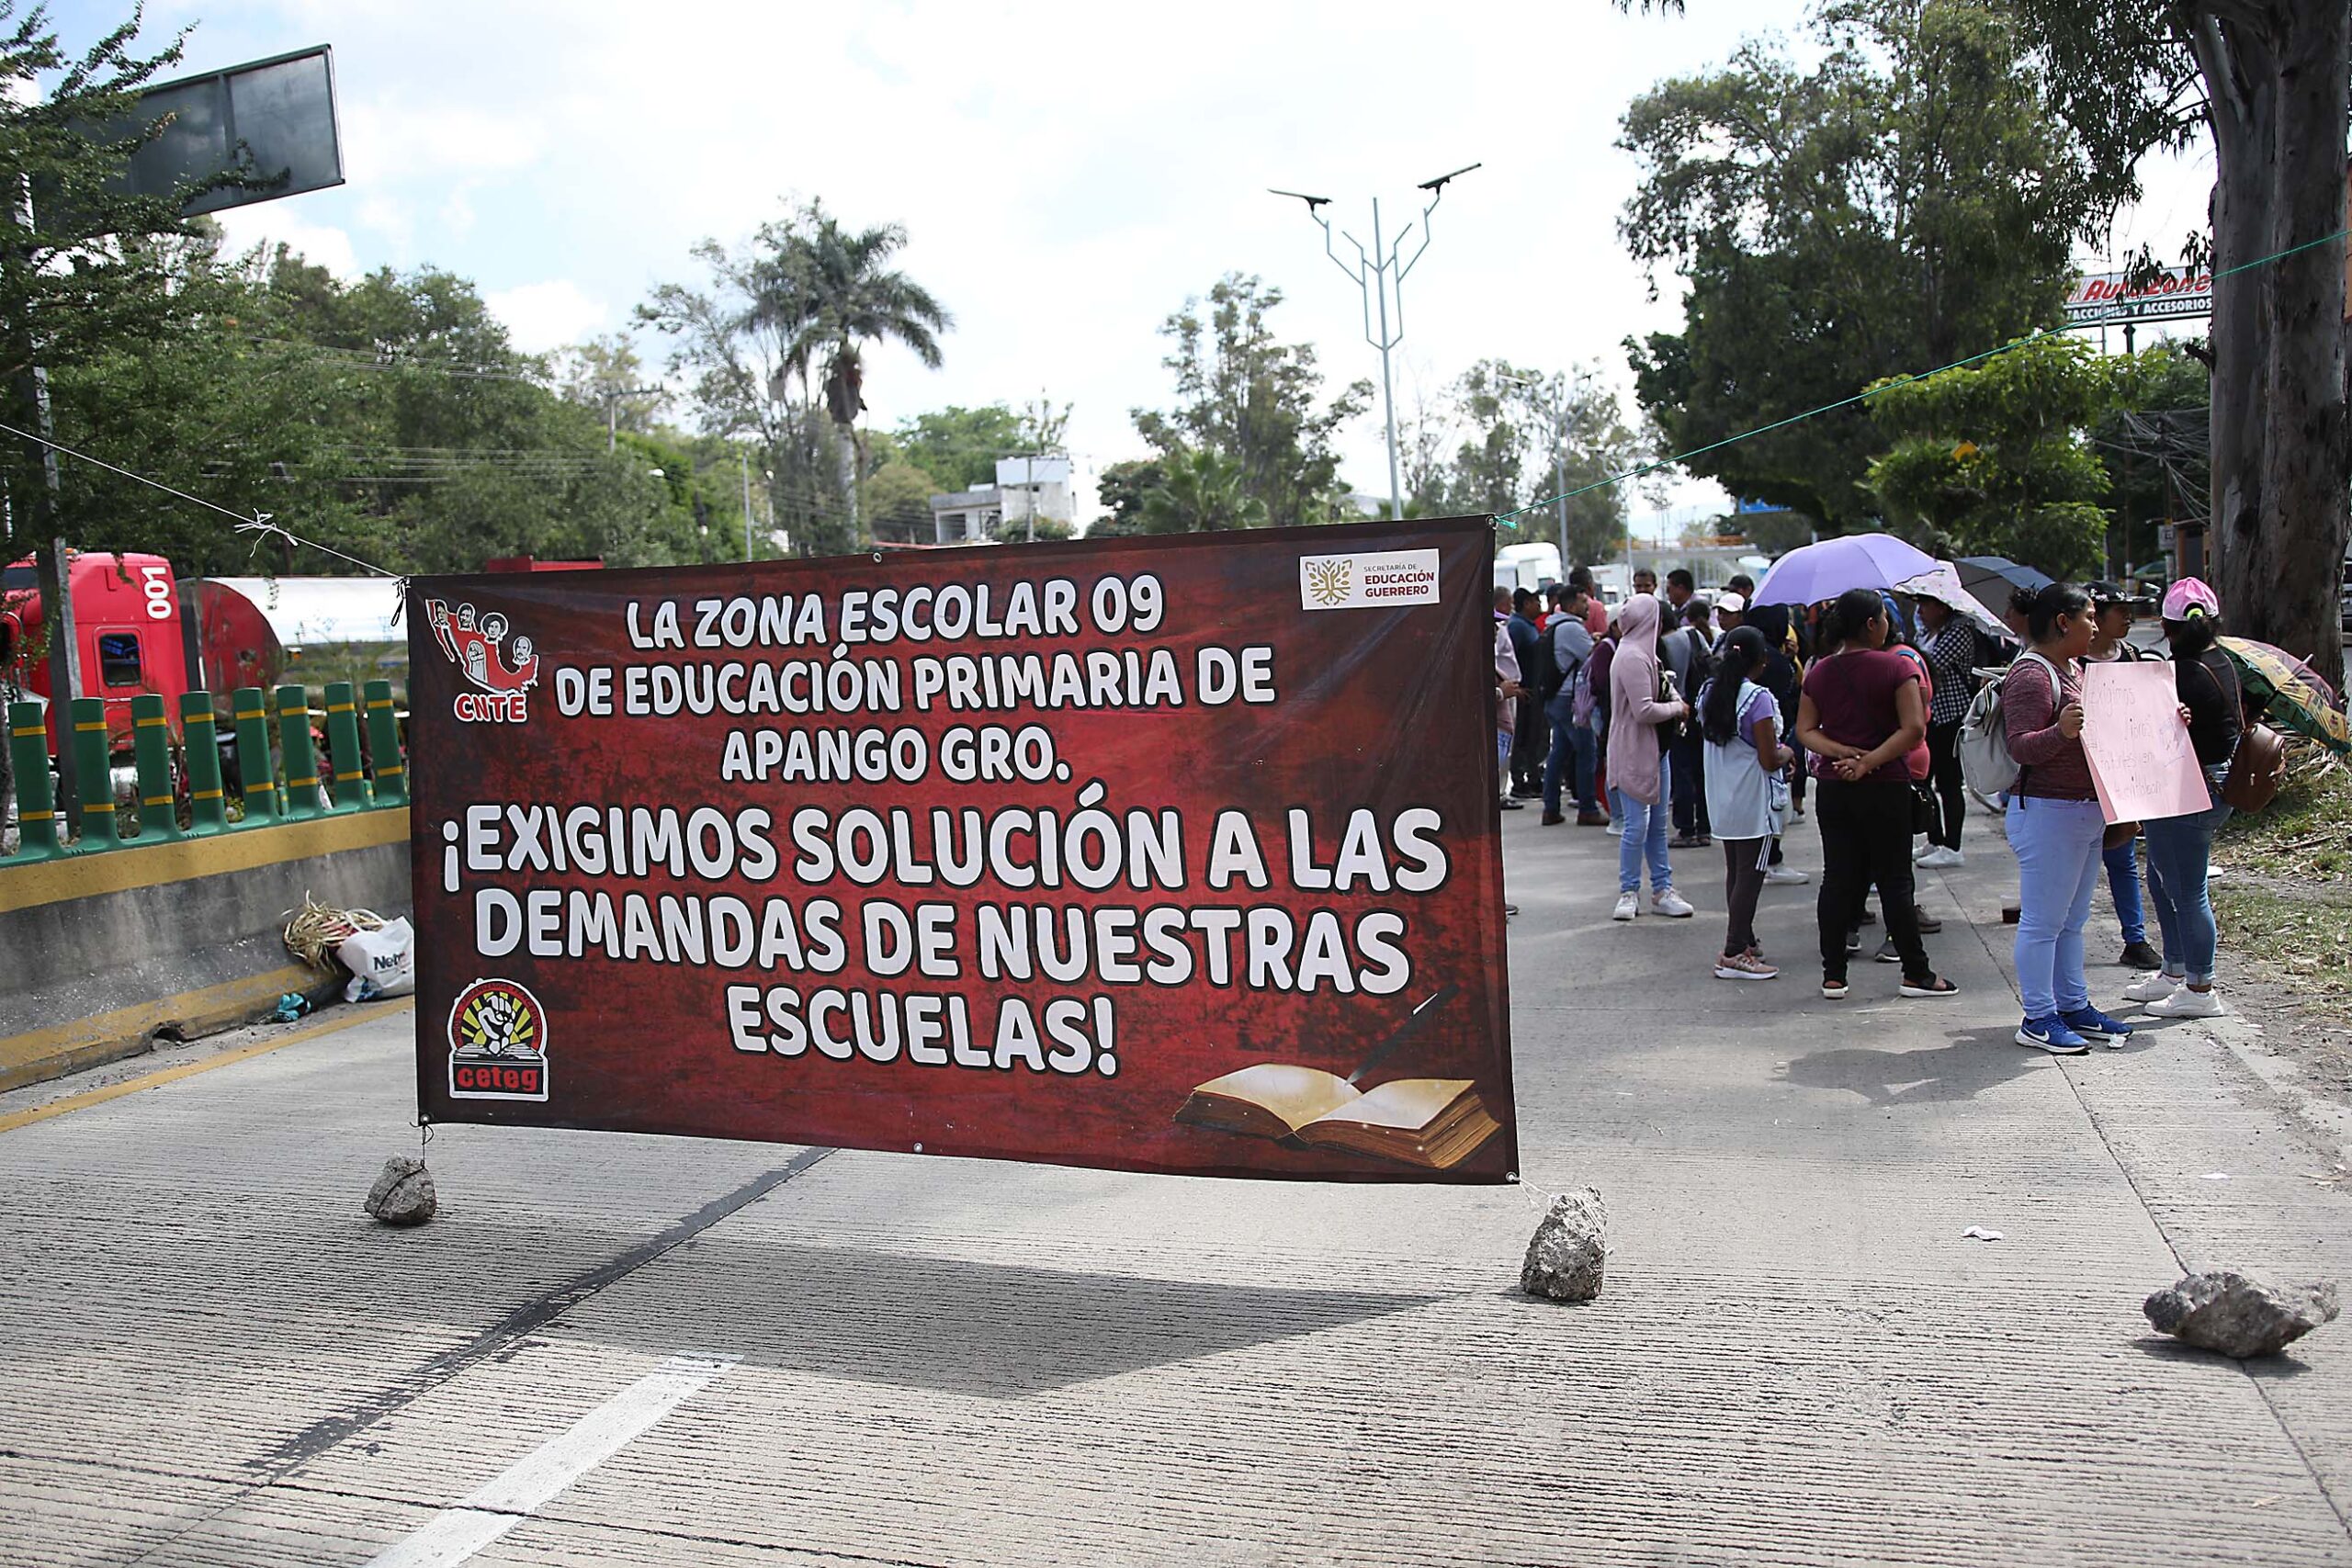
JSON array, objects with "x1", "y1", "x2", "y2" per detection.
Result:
[
  {"x1": 486, "y1": 279, "x2": 608, "y2": 354},
  {"x1": 209, "y1": 209, "x2": 361, "y2": 278}
]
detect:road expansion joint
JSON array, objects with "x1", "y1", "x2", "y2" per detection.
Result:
[{"x1": 107, "y1": 1145, "x2": 836, "y2": 1568}]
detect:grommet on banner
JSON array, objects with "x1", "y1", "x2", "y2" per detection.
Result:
[{"x1": 871, "y1": 550, "x2": 884, "y2": 563}]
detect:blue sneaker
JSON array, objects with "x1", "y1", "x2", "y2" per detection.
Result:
[
  {"x1": 2015, "y1": 1015, "x2": 2090, "y2": 1055},
  {"x1": 2061, "y1": 1007, "x2": 2134, "y2": 1047}
]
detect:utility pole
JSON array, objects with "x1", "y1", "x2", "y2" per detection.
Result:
[
  {"x1": 741, "y1": 452, "x2": 754, "y2": 560},
  {"x1": 1499, "y1": 371, "x2": 1579, "y2": 569},
  {"x1": 1273, "y1": 164, "x2": 1480, "y2": 525},
  {"x1": 602, "y1": 383, "x2": 663, "y2": 453}
]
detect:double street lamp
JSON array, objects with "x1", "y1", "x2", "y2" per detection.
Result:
[{"x1": 1272, "y1": 164, "x2": 1479, "y2": 525}]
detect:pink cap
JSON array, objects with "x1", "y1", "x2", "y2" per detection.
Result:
[{"x1": 2162, "y1": 577, "x2": 2220, "y2": 621}]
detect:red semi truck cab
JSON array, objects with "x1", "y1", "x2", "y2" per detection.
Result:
[{"x1": 2, "y1": 551, "x2": 192, "y2": 750}]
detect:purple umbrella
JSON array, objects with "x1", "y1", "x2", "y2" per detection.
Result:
[{"x1": 1751, "y1": 534, "x2": 1940, "y2": 607}]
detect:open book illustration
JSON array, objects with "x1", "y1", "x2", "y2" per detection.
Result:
[{"x1": 1172, "y1": 987, "x2": 1501, "y2": 1169}]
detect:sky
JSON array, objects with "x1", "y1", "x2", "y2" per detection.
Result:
[{"x1": 66, "y1": 0, "x2": 2214, "y2": 536}]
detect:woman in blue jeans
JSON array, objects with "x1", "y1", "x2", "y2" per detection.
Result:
[
  {"x1": 1606, "y1": 593, "x2": 1695, "y2": 920},
  {"x1": 2125, "y1": 579, "x2": 2242, "y2": 1019},
  {"x1": 2002, "y1": 584, "x2": 2136, "y2": 1055}
]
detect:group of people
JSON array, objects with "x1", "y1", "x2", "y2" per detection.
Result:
[{"x1": 1495, "y1": 566, "x2": 2248, "y2": 1055}]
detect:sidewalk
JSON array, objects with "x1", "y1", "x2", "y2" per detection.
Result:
[{"x1": 0, "y1": 802, "x2": 2344, "y2": 1564}]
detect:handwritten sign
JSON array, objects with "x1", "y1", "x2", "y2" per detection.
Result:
[{"x1": 2082, "y1": 661, "x2": 2209, "y2": 825}]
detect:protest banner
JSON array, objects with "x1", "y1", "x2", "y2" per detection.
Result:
[
  {"x1": 406, "y1": 518, "x2": 1516, "y2": 1183},
  {"x1": 2082, "y1": 660, "x2": 2210, "y2": 825}
]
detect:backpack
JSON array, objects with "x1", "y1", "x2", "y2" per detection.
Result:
[
  {"x1": 1528, "y1": 620, "x2": 1565, "y2": 701},
  {"x1": 1958, "y1": 651, "x2": 2058, "y2": 798}
]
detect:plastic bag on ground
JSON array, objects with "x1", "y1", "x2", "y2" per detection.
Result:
[{"x1": 339, "y1": 917, "x2": 415, "y2": 1002}]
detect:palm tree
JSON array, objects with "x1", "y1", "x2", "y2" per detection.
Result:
[
  {"x1": 753, "y1": 201, "x2": 950, "y2": 547},
  {"x1": 1141, "y1": 447, "x2": 1271, "y2": 533}
]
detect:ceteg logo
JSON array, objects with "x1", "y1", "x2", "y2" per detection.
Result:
[
  {"x1": 426, "y1": 599, "x2": 541, "y2": 724},
  {"x1": 447, "y1": 976, "x2": 549, "y2": 1101}
]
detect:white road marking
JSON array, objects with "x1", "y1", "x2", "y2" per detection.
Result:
[{"x1": 360, "y1": 1353, "x2": 735, "y2": 1568}]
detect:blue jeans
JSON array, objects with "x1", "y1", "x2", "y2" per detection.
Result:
[
  {"x1": 2103, "y1": 838, "x2": 2146, "y2": 944},
  {"x1": 2144, "y1": 794, "x2": 2232, "y2": 985},
  {"x1": 1541, "y1": 695, "x2": 1599, "y2": 816},
  {"x1": 1615, "y1": 771, "x2": 1673, "y2": 894},
  {"x1": 2007, "y1": 795, "x2": 2106, "y2": 1019}
]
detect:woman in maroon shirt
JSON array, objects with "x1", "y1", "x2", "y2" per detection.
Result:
[
  {"x1": 2000, "y1": 582, "x2": 2136, "y2": 1054},
  {"x1": 1795, "y1": 588, "x2": 1958, "y2": 1001}
]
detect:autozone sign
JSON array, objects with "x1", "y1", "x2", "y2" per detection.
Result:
[{"x1": 2064, "y1": 265, "x2": 2214, "y2": 324}]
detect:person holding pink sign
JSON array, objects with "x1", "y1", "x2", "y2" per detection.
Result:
[
  {"x1": 2002, "y1": 583, "x2": 2137, "y2": 1055},
  {"x1": 2122, "y1": 579, "x2": 2243, "y2": 1019}
]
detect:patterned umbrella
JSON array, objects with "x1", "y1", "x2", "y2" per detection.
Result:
[{"x1": 2218, "y1": 636, "x2": 2351, "y2": 755}]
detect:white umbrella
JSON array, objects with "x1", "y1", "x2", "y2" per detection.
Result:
[{"x1": 1894, "y1": 560, "x2": 2015, "y2": 643}]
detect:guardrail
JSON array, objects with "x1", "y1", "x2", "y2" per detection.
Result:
[{"x1": 4, "y1": 680, "x2": 407, "y2": 863}]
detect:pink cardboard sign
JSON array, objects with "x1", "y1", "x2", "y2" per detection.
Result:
[{"x1": 2081, "y1": 660, "x2": 2211, "y2": 825}]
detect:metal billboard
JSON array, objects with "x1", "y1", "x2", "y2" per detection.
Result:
[{"x1": 110, "y1": 45, "x2": 344, "y2": 216}]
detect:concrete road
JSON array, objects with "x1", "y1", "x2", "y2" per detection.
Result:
[{"x1": 2, "y1": 805, "x2": 2347, "y2": 1567}]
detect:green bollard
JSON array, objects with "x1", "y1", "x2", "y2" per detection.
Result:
[
  {"x1": 69, "y1": 697, "x2": 119, "y2": 851},
  {"x1": 6, "y1": 701, "x2": 70, "y2": 860},
  {"x1": 276, "y1": 684, "x2": 325, "y2": 818},
  {"x1": 232, "y1": 686, "x2": 279, "y2": 823},
  {"x1": 363, "y1": 680, "x2": 407, "y2": 806},
  {"x1": 322, "y1": 682, "x2": 372, "y2": 809},
  {"x1": 179, "y1": 692, "x2": 232, "y2": 834},
  {"x1": 128, "y1": 693, "x2": 185, "y2": 842}
]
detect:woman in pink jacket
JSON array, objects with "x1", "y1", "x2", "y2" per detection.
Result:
[{"x1": 1607, "y1": 593, "x2": 1697, "y2": 921}]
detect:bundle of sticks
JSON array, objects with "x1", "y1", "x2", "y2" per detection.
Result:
[{"x1": 281, "y1": 893, "x2": 389, "y2": 971}]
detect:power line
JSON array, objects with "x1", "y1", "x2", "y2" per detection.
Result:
[{"x1": 1496, "y1": 224, "x2": 2350, "y2": 527}]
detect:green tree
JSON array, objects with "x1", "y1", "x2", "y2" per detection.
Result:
[
  {"x1": 1403, "y1": 359, "x2": 1646, "y2": 565},
  {"x1": 1132, "y1": 274, "x2": 1370, "y2": 526},
  {"x1": 1620, "y1": 0, "x2": 2092, "y2": 532},
  {"x1": 640, "y1": 201, "x2": 949, "y2": 557},
  {"x1": 639, "y1": 224, "x2": 846, "y2": 557},
  {"x1": 895, "y1": 404, "x2": 1027, "y2": 491},
  {"x1": 765, "y1": 200, "x2": 950, "y2": 551},
  {"x1": 1862, "y1": 333, "x2": 2113, "y2": 574},
  {"x1": 863, "y1": 457, "x2": 939, "y2": 546},
  {"x1": 1138, "y1": 447, "x2": 1269, "y2": 534},
  {"x1": 1090, "y1": 457, "x2": 1161, "y2": 537}
]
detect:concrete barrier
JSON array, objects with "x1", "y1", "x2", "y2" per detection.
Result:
[{"x1": 0, "y1": 808, "x2": 412, "y2": 1091}]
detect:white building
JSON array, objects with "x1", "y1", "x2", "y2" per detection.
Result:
[{"x1": 927, "y1": 456, "x2": 1074, "y2": 544}]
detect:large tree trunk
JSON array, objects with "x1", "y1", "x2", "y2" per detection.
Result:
[
  {"x1": 2191, "y1": 17, "x2": 2270, "y2": 626},
  {"x1": 2252, "y1": 0, "x2": 2351, "y2": 671}
]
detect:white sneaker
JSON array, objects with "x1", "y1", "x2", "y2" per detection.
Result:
[
  {"x1": 2144, "y1": 987, "x2": 2224, "y2": 1019},
  {"x1": 1918, "y1": 846, "x2": 1963, "y2": 869},
  {"x1": 1763, "y1": 865, "x2": 1810, "y2": 886},
  {"x1": 1652, "y1": 888, "x2": 1695, "y2": 919},
  {"x1": 1913, "y1": 840, "x2": 1936, "y2": 863},
  {"x1": 2122, "y1": 972, "x2": 2182, "y2": 1003},
  {"x1": 1611, "y1": 891, "x2": 1640, "y2": 921}
]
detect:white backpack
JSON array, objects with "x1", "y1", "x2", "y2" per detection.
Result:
[{"x1": 1958, "y1": 651, "x2": 2059, "y2": 798}]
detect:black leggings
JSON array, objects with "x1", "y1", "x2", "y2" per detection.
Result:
[
  {"x1": 1925, "y1": 719, "x2": 1966, "y2": 848},
  {"x1": 1816, "y1": 778, "x2": 1930, "y2": 984},
  {"x1": 1721, "y1": 837, "x2": 1769, "y2": 956}
]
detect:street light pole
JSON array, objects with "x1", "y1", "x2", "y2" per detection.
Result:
[{"x1": 1274, "y1": 164, "x2": 1479, "y2": 524}]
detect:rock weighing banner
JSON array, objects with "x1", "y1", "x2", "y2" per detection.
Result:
[{"x1": 406, "y1": 517, "x2": 1516, "y2": 1182}]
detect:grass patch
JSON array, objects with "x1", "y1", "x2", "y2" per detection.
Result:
[
  {"x1": 2212, "y1": 883, "x2": 2352, "y2": 998},
  {"x1": 2213, "y1": 752, "x2": 2352, "y2": 883}
]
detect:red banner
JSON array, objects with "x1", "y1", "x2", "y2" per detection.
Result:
[{"x1": 406, "y1": 517, "x2": 1516, "y2": 1182}]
